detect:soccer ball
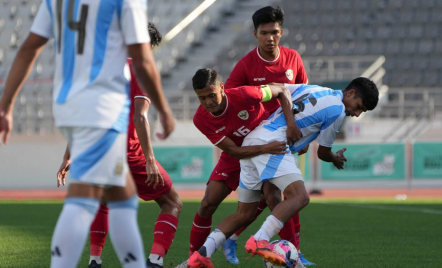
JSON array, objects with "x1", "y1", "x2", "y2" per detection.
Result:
[{"x1": 263, "y1": 240, "x2": 299, "y2": 268}]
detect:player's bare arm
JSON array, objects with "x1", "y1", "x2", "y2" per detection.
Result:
[
  {"x1": 317, "y1": 145, "x2": 347, "y2": 170},
  {"x1": 217, "y1": 137, "x2": 287, "y2": 159},
  {"x1": 57, "y1": 146, "x2": 71, "y2": 187},
  {"x1": 265, "y1": 84, "x2": 302, "y2": 144},
  {"x1": 128, "y1": 43, "x2": 175, "y2": 139},
  {"x1": 133, "y1": 98, "x2": 164, "y2": 189},
  {"x1": 0, "y1": 33, "x2": 48, "y2": 144}
]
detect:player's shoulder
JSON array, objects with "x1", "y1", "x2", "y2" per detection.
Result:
[
  {"x1": 239, "y1": 47, "x2": 259, "y2": 62},
  {"x1": 279, "y1": 46, "x2": 302, "y2": 58},
  {"x1": 193, "y1": 105, "x2": 210, "y2": 124}
]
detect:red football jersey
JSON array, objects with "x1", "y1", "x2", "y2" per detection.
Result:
[
  {"x1": 225, "y1": 46, "x2": 308, "y2": 114},
  {"x1": 127, "y1": 60, "x2": 151, "y2": 167},
  {"x1": 193, "y1": 86, "x2": 269, "y2": 162}
]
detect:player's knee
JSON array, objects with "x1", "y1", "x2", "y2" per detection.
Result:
[
  {"x1": 299, "y1": 192, "x2": 310, "y2": 209},
  {"x1": 265, "y1": 193, "x2": 281, "y2": 211},
  {"x1": 199, "y1": 199, "x2": 218, "y2": 217}
]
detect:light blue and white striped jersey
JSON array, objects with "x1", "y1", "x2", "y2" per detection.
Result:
[
  {"x1": 30, "y1": 0, "x2": 150, "y2": 132},
  {"x1": 245, "y1": 84, "x2": 346, "y2": 152}
]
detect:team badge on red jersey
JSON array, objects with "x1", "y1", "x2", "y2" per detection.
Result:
[
  {"x1": 238, "y1": 110, "x2": 249, "y2": 120},
  {"x1": 285, "y1": 69, "x2": 294, "y2": 81}
]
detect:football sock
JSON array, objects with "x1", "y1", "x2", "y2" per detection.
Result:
[
  {"x1": 150, "y1": 214, "x2": 179, "y2": 264},
  {"x1": 189, "y1": 212, "x2": 212, "y2": 256},
  {"x1": 199, "y1": 229, "x2": 226, "y2": 258},
  {"x1": 50, "y1": 198, "x2": 99, "y2": 268},
  {"x1": 233, "y1": 200, "x2": 267, "y2": 237},
  {"x1": 293, "y1": 212, "x2": 301, "y2": 250},
  {"x1": 89, "y1": 255, "x2": 102, "y2": 265},
  {"x1": 148, "y1": 254, "x2": 163, "y2": 266},
  {"x1": 90, "y1": 204, "x2": 109, "y2": 259},
  {"x1": 108, "y1": 195, "x2": 146, "y2": 268},
  {"x1": 229, "y1": 234, "x2": 239, "y2": 241},
  {"x1": 254, "y1": 215, "x2": 284, "y2": 242},
  {"x1": 278, "y1": 215, "x2": 295, "y2": 244}
]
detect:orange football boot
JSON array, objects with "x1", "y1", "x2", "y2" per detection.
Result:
[
  {"x1": 245, "y1": 236, "x2": 286, "y2": 266},
  {"x1": 187, "y1": 251, "x2": 214, "y2": 268}
]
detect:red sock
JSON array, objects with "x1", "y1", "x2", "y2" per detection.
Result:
[
  {"x1": 151, "y1": 214, "x2": 179, "y2": 257},
  {"x1": 189, "y1": 212, "x2": 212, "y2": 256},
  {"x1": 293, "y1": 212, "x2": 301, "y2": 251},
  {"x1": 90, "y1": 204, "x2": 109, "y2": 256},
  {"x1": 234, "y1": 200, "x2": 267, "y2": 236},
  {"x1": 278, "y1": 216, "x2": 295, "y2": 244}
]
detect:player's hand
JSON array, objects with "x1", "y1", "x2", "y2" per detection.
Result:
[
  {"x1": 56, "y1": 159, "x2": 71, "y2": 187},
  {"x1": 286, "y1": 123, "x2": 302, "y2": 145},
  {"x1": 145, "y1": 159, "x2": 164, "y2": 189},
  {"x1": 156, "y1": 110, "x2": 175, "y2": 140},
  {"x1": 265, "y1": 140, "x2": 288, "y2": 155},
  {"x1": 332, "y1": 148, "x2": 347, "y2": 169},
  {"x1": 0, "y1": 111, "x2": 13, "y2": 145},
  {"x1": 298, "y1": 144, "x2": 309, "y2": 156}
]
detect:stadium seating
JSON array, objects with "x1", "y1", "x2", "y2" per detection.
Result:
[{"x1": 1, "y1": 0, "x2": 441, "y2": 134}]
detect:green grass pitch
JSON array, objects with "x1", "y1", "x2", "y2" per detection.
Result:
[{"x1": 1, "y1": 199, "x2": 442, "y2": 268}]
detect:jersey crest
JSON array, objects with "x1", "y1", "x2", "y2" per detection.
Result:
[
  {"x1": 286, "y1": 69, "x2": 294, "y2": 81},
  {"x1": 238, "y1": 110, "x2": 249, "y2": 120}
]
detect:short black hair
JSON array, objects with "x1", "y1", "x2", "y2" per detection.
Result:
[
  {"x1": 192, "y1": 68, "x2": 219, "y2": 90},
  {"x1": 252, "y1": 6, "x2": 284, "y2": 30},
  {"x1": 344, "y1": 77, "x2": 379, "y2": 110},
  {"x1": 148, "y1": 22, "x2": 162, "y2": 47}
]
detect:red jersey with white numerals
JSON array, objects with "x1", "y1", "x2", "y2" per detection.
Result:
[
  {"x1": 193, "y1": 86, "x2": 269, "y2": 162},
  {"x1": 225, "y1": 46, "x2": 308, "y2": 114}
]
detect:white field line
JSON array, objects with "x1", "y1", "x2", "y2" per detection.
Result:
[{"x1": 319, "y1": 202, "x2": 442, "y2": 215}]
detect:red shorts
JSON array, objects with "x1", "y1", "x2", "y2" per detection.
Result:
[
  {"x1": 208, "y1": 153, "x2": 240, "y2": 191},
  {"x1": 129, "y1": 159, "x2": 173, "y2": 201}
]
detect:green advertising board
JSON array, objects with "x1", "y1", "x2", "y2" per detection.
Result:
[
  {"x1": 413, "y1": 142, "x2": 442, "y2": 179},
  {"x1": 321, "y1": 143, "x2": 405, "y2": 180},
  {"x1": 153, "y1": 146, "x2": 213, "y2": 183}
]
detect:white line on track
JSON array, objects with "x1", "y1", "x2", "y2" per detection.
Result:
[{"x1": 319, "y1": 203, "x2": 442, "y2": 215}]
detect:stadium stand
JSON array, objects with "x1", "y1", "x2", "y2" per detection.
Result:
[{"x1": 0, "y1": 0, "x2": 441, "y2": 136}]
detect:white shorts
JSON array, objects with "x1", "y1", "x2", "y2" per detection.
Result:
[
  {"x1": 60, "y1": 127, "x2": 129, "y2": 187},
  {"x1": 239, "y1": 138, "x2": 303, "y2": 191}
]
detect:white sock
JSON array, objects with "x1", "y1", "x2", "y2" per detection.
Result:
[
  {"x1": 253, "y1": 215, "x2": 284, "y2": 241},
  {"x1": 89, "y1": 255, "x2": 102, "y2": 264},
  {"x1": 230, "y1": 234, "x2": 239, "y2": 241},
  {"x1": 50, "y1": 198, "x2": 99, "y2": 268},
  {"x1": 108, "y1": 196, "x2": 146, "y2": 268},
  {"x1": 149, "y1": 254, "x2": 163, "y2": 266},
  {"x1": 202, "y1": 229, "x2": 226, "y2": 257}
]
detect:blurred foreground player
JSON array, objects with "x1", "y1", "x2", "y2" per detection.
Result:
[
  {"x1": 57, "y1": 23, "x2": 181, "y2": 268},
  {"x1": 182, "y1": 68, "x2": 301, "y2": 267},
  {"x1": 188, "y1": 79, "x2": 379, "y2": 268},
  {"x1": 224, "y1": 6, "x2": 311, "y2": 266},
  {"x1": 0, "y1": 1, "x2": 174, "y2": 267}
]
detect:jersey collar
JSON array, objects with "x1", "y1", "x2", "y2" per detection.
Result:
[
  {"x1": 256, "y1": 46, "x2": 280, "y2": 63},
  {"x1": 210, "y1": 94, "x2": 229, "y2": 118}
]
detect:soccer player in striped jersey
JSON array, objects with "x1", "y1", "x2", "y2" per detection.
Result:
[
  {"x1": 56, "y1": 23, "x2": 180, "y2": 268},
  {"x1": 224, "y1": 6, "x2": 310, "y2": 265},
  {"x1": 186, "y1": 68, "x2": 303, "y2": 268},
  {"x1": 0, "y1": 1, "x2": 174, "y2": 268},
  {"x1": 189, "y1": 78, "x2": 379, "y2": 268}
]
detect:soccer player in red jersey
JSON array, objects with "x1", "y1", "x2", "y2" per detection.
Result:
[
  {"x1": 57, "y1": 24, "x2": 181, "y2": 268},
  {"x1": 186, "y1": 68, "x2": 302, "y2": 268},
  {"x1": 223, "y1": 6, "x2": 313, "y2": 266}
]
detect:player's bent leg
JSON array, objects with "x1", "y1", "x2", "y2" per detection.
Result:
[
  {"x1": 190, "y1": 180, "x2": 232, "y2": 256},
  {"x1": 105, "y1": 174, "x2": 146, "y2": 268},
  {"x1": 147, "y1": 186, "x2": 182, "y2": 268},
  {"x1": 89, "y1": 201, "x2": 109, "y2": 268},
  {"x1": 272, "y1": 179, "x2": 310, "y2": 223},
  {"x1": 50, "y1": 183, "x2": 103, "y2": 268}
]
